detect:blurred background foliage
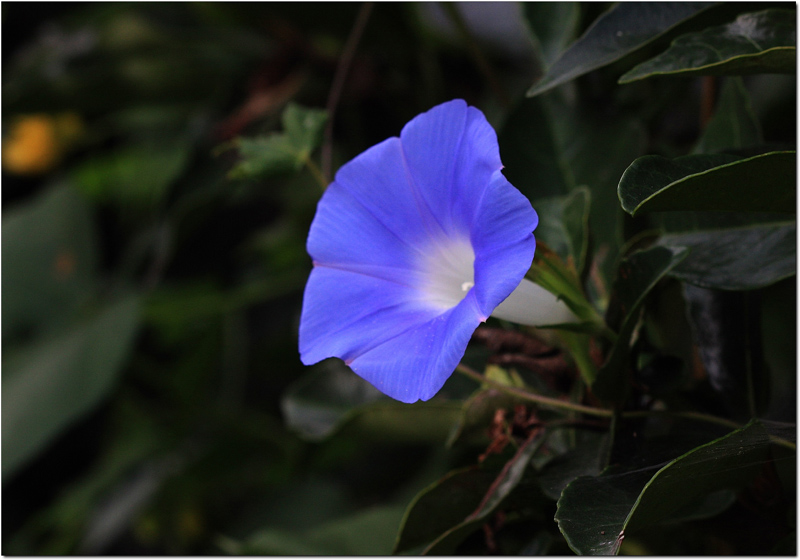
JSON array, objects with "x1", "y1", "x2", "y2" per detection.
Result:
[{"x1": 2, "y1": 2, "x2": 795, "y2": 555}]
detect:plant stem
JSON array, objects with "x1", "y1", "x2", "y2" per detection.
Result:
[
  {"x1": 456, "y1": 363, "x2": 797, "y2": 451},
  {"x1": 321, "y1": 2, "x2": 374, "y2": 184},
  {"x1": 456, "y1": 363, "x2": 612, "y2": 417},
  {"x1": 303, "y1": 154, "x2": 329, "y2": 191}
]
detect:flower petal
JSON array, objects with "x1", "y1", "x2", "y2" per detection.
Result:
[
  {"x1": 299, "y1": 266, "x2": 441, "y2": 366},
  {"x1": 299, "y1": 99, "x2": 539, "y2": 404},
  {"x1": 400, "y1": 100, "x2": 503, "y2": 234},
  {"x1": 471, "y1": 170, "x2": 538, "y2": 316},
  {"x1": 306, "y1": 177, "x2": 424, "y2": 283},
  {"x1": 332, "y1": 136, "x2": 444, "y2": 252},
  {"x1": 347, "y1": 293, "x2": 484, "y2": 403}
]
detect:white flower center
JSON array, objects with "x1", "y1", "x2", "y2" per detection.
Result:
[{"x1": 419, "y1": 237, "x2": 475, "y2": 310}]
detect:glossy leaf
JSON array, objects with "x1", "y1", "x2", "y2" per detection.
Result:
[
  {"x1": 659, "y1": 222, "x2": 796, "y2": 290},
  {"x1": 527, "y1": 2, "x2": 717, "y2": 97},
  {"x1": 620, "y1": 9, "x2": 797, "y2": 83},
  {"x1": 618, "y1": 151, "x2": 797, "y2": 216},
  {"x1": 2, "y1": 184, "x2": 97, "y2": 340},
  {"x1": 592, "y1": 246, "x2": 689, "y2": 403},
  {"x1": 537, "y1": 432, "x2": 607, "y2": 501},
  {"x1": 229, "y1": 103, "x2": 327, "y2": 179},
  {"x1": 393, "y1": 467, "x2": 497, "y2": 554},
  {"x1": 693, "y1": 77, "x2": 762, "y2": 154},
  {"x1": 421, "y1": 431, "x2": 547, "y2": 555},
  {"x1": 2, "y1": 295, "x2": 141, "y2": 480},
  {"x1": 556, "y1": 420, "x2": 772, "y2": 555}
]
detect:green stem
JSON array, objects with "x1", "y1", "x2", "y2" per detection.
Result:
[
  {"x1": 303, "y1": 155, "x2": 329, "y2": 191},
  {"x1": 456, "y1": 363, "x2": 797, "y2": 451},
  {"x1": 456, "y1": 363, "x2": 612, "y2": 417},
  {"x1": 321, "y1": 2, "x2": 374, "y2": 183}
]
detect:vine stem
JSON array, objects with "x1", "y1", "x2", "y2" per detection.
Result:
[
  {"x1": 321, "y1": 2, "x2": 374, "y2": 184},
  {"x1": 456, "y1": 363, "x2": 612, "y2": 417},
  {"x1": 456, "y1": 363, "x2": 796, "y2": 450},
  {"x1": 303, "y1": 154, "x2": 328, "y2": 191}
]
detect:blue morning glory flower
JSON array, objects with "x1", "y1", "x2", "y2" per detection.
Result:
[{"x1": 299, "y1": 99, "x2": 571, "y2": 403}]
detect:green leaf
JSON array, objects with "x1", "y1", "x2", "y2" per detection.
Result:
[
  {"x1": 658, "y1": 222, "x2": 796, "y2": 290},
  {"x1": 533, "y1": 187, "x2": 591, "y2": 276},
  {"x1": 527, "y1": 2, "x2": 717, "y2": 97},
  {"x1": 397, "y1": 431, "x2": 547, "y2": 555},
  {"x1": 556, "y1": 420, "x2": 772, "y2": 555},
  {"x1": 281, "y1": 362, "x2": 461, "y2": 443},
  {"x1": 528, "y1": 244, "x2": 605, "y2": 334},
  {"x1": 693, "y1": 77, "x2": 763, "y2": 154},
  {"x1": 618, "y1": 151, "x2": 796, "y2": 216},
  {"x1": 2, "y1": 295, "x2": 141, "y2": 480},
  {"x1": 2, "y1": 184, "x2": 97, "y2": 341},
  {"x1": 229, "y1": 103, "x2": 327, "y2": 179},
  {"x1": 523, "y1": 2, "x2": 581, "y2": 70},
  {"x1": 393, "y1": 467, "x2": 497, "y2": 554},
  {"x1": 592, "y1": 246, "x2": 689, "y2": 403},
  {"x1": 282, "y1": 102, "x2": 328, "y2": 153},
  {"x1": 620, "y1": 9, "x2": 797, "y2": 83},
  {"x1": 537, "y1": 432, "x2": 607, "y2": 501},
  {"x1": 501, "y1": 93, "x2": 646, "y2": 283},
  {"x1": 223, "y1": 505, "x2": 407, "y2": 555}
]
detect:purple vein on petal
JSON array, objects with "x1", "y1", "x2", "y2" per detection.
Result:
[
  {"x1": 311, "y1": 260, "x2": 424, "y2": 290},
  {"x1": 397, "y1": 138, "x2": 451, "y2": 243}
]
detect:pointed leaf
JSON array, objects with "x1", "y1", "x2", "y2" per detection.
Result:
[
  {"x1": 658, "y1": 222, "x2": 796, "y2": 290},
  {"x1": 523, "y1": 2, "x2": 581, "y2": 70},
  {"x1": 556, "y1": 420, "x2": 772, "y2": 555},
  {"x1": 693, "y1": 77, "x2": 762, "y2": 154},
  {"x1": 422, "y1": 431, "x2": 548, "y2": 555},
  {"x1": 229, "y1": 103, "x2": 327, "y2": 179},
  {"x1": 527, "y1": 2, "x2": 717, "y2": 96},
  {"x1": 620, "y1": 9, "x2": 797, "y2": 83},
  {"x1": 393, "y1": 467, "x2": 497, "y2": 554},
  {"x1": 618, "y1": 151, "x2": 796, "y2": 216}
]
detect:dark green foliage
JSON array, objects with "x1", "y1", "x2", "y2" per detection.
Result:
[{"x1": 3, "y1": 2, "x2": 795, "y2": 556}]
